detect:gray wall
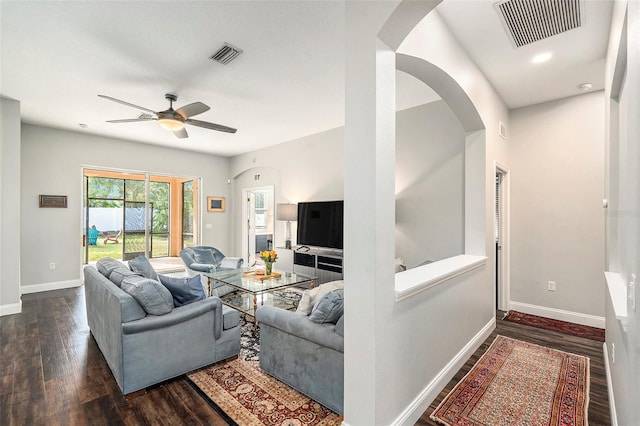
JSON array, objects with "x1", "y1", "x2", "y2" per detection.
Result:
[
  {"x1": 0, "y1": 98, "x2": 22, "y2": 314},
  {"x1": 20, "y1": 124, "x2": 231, "y2": 290},
  {"x1": 509, "y1": 92, "x2": 606, "y2": 317},
  {"x1": 396, "y1": 100, "x2": 465, "y2": 267}
]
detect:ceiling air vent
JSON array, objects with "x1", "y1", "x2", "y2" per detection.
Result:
[
  {"x1": 210, "y1": 43, "x2": 243, "y2": 65},
  {"x1": 494, "y1": 0, "x2": 584, "y2": 48}
]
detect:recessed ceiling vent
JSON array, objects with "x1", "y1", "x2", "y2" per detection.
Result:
[
  {"x1": 494, "y1": 0, "x2": 584, "y2": 48},
  {"x1": 210, "y1": 43, "x2": 243, "y2": 65}
]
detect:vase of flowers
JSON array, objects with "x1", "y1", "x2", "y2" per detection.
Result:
[{"x1": 260, "y1": 250, "x2": 278, "y2": 275}]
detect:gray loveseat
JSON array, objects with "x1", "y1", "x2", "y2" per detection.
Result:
[
  {"x1": 256, "y1": 305, "x2": 344, "y2": 414},
  {"x1": 83, "y1": 260, "x2": 240, "y2": 395}
]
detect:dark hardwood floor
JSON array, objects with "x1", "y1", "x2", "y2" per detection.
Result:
[
  {"x1": 1, "y1": 288, "x2": 610, "y2": 425},
  {"x1": 416, "y1": 311, "x2": 611, "y2": 426},
  {"x1": 0, "y1": 287, "x2": 227, "y2": 425}
]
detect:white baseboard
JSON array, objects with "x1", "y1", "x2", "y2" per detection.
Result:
[
  {"x1": 509, "y1": 301, "x2": 605, "y2": 328},
  {"x1": 0, "y1": 300, "x2": 22, "y2": 316},
  {"x1": 603, "y1": 343, "x2": 618, "y2": 426},
  {"x1": 21, "y1": 279, "x2": 83, "y2": 294},
  {"x1": 391, "y1": 316, "x2": 496, "y2": 426}
]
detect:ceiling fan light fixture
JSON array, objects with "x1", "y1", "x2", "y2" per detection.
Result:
[{"x1": 157, "y1": 117, "x2": 184, "y2": 131}]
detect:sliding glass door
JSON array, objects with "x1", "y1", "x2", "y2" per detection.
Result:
[
  {"x1": 149, "y1": 181, "x2": 170, "y2": 257},
  {"x1": 83, "y1": 169, "x2": 199, "y2": 264},
  {"x1": 182, "y1": 180, "x2": 195, "y2": 248}
]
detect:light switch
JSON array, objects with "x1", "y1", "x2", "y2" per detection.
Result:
[{"x1": 205, "y1": 223, "x2": 213, "y2": 229}]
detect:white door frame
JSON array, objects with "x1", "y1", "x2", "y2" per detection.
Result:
[
  {"x1": 241, "y1": 185, "x2": 274, "y2": 266},
  {"x1": 495, "y1": 162, "x2": 511, "y2": 311}
]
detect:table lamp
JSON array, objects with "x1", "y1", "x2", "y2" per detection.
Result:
[{"x1": 277, "y1": 203, "x2": 297, "y2": 249}]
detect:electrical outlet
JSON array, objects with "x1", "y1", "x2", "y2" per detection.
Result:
[
  {"x1": 49, "y1": 262, "x2": 55, "y2": 270},
  {"x1": 612, "y1": 343, "x2": 615, "y2": 364},
  {"x1": 548, "y1": 281, "x2": 556, "y2": 291}
]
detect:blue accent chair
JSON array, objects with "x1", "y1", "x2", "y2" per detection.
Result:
[
  {"x1": 179, "y1": 246, "x2": 244, "y2": 275},
  {"x1": 179, "y1": 246, "x2": 244, "y2": 296}
]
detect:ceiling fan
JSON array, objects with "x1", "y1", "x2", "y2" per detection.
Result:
[{"x1": 98, "y1": 93, "x2": 237, "y2": 139}]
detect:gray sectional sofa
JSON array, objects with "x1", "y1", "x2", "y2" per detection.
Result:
[
  {"x1": 256, "y1": 303, "x2": 344, "y2": 414},
  {"x1": 83, "y1": 259, "x2": 240, "y2": 394}
]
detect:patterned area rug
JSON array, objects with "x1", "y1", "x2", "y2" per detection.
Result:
[
  {"x1": 187, "y1": 358, "x2": 342, "y2": 425},
  {"x1": 504, "y1": 310, "x2": 605, "y2": 342},
  {"x1": 187, "y1": 288, "x2": 342, "y2": 425},
  {"x1": 431, "y1": 335, "x2": 590, "y2": 426}
]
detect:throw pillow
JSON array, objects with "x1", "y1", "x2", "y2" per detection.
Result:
[
  {"x1": 128, "y1": 255, "x2": 159, "y2": 281},
  {"x1": 108, "y1": 266, "x2": 140, "y2": 287},
  {"x1": 121, "y1": 275, "x2": 173, "y2": 315},
  {"x1": 296, "y1": 280, "x2": 344, "y2": 315},
  {"x1": 158, "y1": 274, "x2": 206, "y2": 307},
  {"x1": 309, "y1": 289, "x2": 344, "y2": 324},
  {"x1": 96, "y1": 257, "x2": 124, "y2": 278}
]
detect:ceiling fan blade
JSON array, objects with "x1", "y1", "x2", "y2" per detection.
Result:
[
  {"x1": 173, "y1": 128, "x2": 189, "y2": 139},
  {"x1": 186, "y1": 118, "x2": 237, "y2": 133},
  {"x1": 106, "y1": 117, "x2": 157, "y2": 123},
  {"x1": 98, "y1": 94, "x2": 158, "y2": 115},
  {"x1": 175, "y1": 102, "x2": 210, "y2": 119}
]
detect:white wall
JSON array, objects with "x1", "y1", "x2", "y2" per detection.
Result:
[
  {"x1": 604, "y1": 0, "x2": 640, "y2": 424},
  {"x1": 342, "y1": 2, "x2": 510, "y2": 423},
  {"x1": 229, "y1": 126, "x2": 345, "y2": 255},
  {"x1": 0, "y1": 97, "x2": 22, "y2": 315},
  {"x1": 228, "y1": 100, "x2": 465, "y2": 273},
  {"x1": 509, "y1": 92, "x2": 606, "y2": 318},
  {"x1": 20, "y1": 124, "x2": 231, "y2": 291},
  {"x1": 396, "y1": 100, "x2": 465, "y2": 267}
]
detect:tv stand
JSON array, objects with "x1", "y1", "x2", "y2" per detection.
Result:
[{"x1": 293, "y1": 247, "x2": 343, "y2": 285}]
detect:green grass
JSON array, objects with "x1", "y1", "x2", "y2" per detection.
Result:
[{"x1": 87, "y1": 235, "x2": 169, "y2": 261}]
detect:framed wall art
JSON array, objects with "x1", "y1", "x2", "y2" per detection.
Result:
[
  {"x1": 39, "y1": 194, "x2": 68, "y2": 208},
  {"x1": 207, "y1": 196, "x2": 225, "y2": 212}
]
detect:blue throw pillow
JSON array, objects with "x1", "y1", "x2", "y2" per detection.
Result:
[
  {"x1": 309, "y1": 289, "x2": 344, "y2": 324},
  {"x1": 158, "y1": 274, "x2": 206, "y2": 307},
  {"x1": 128, "y1": 255, "x2": 159, "y2": 281}
]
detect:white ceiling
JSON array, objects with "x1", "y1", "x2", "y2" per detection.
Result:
[
  {"x1": 1, "y1": 1, "x2": 612, "y2": 157},
  {"x1": 436, "y1": 0, "x2": 613, "y2": 109}
]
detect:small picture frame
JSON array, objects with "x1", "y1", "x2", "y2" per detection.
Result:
[
  {"x1": 39, "y1": 194, "x2": 68, "y2": 208},
  {"x1": 207, "y1": 196, "x2": 225, "y2": 212}
]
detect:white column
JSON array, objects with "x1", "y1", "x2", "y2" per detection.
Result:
[{"x1": 344, "y1": 3, "x2": 397, "y2": 423}]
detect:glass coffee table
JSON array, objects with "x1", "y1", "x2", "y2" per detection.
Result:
[{"x1": 202, "y1": 268, "x2": 317, "y2": 318}]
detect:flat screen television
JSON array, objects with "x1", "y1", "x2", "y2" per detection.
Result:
[{"x1": 296, "y1": 200, "x2": 344, "y2": 250}]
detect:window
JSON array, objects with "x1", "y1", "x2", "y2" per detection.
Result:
[{"x1": 254, "y1": 190, "x2": 269, "y2": 229}]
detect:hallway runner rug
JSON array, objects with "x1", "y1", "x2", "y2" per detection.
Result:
[
  {"x1": 431, "y1": 335, "x2": 590, "y2": 426},
  {"x1": 504, "y1": 310, "x2": 605, "y2": 342},
  {"x1": 186, "y1": 358, "x2": 342, "y2": 426}
]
